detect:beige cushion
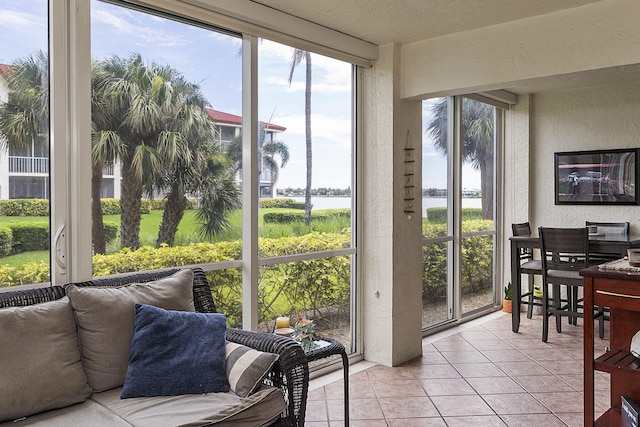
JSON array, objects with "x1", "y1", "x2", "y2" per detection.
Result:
[
  {"x1": 92, "y1": 386, "x2": 286, "y2": 427},
  {"x1": 66, "y1": 269, "x2": 195, "y2": 392},
  {"x1": 0, "y1": 297, "x2": 91, "y2": 423}
]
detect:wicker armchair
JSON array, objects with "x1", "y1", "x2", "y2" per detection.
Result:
[{"x1": 0, "y1": 267, "x2": 309, "y2": 427}]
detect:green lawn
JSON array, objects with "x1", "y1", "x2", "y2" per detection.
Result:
[{"x1": 1, "y1": 207, "x2": 351, "y2": 269}]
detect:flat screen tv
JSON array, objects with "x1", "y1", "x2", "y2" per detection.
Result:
[{"x1": 554, "y1": 148, "x2": 639, "y2": 205}]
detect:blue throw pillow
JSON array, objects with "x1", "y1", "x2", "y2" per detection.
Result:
[{"x1": 121, "y1": 304, "x2": 229, "y2": 398}]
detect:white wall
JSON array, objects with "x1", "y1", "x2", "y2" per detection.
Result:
[
  {"x1": 401, "y1": 0, "x2": 640, "y2": 100},
  {"x1": 529, "y1": 81, "x2": 640, "y2": 232}
]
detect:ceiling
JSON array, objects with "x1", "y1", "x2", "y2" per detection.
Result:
[
  {"x1": 249, "y1": 0, "x2": 603, "y2": 46},
  {"x1": 250, "y1": 0, "x2": 640, "y2": 94}
]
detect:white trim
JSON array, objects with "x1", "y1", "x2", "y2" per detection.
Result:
[
  {"x1": 241, "y1": 34, "x2": 259, "y2": 331},
  {"x1": 49, "y1": 0, "x2": 93, "y2": 284},
  {"x1": 125, "y1": 0, "x2": 377, "y2": 67}
]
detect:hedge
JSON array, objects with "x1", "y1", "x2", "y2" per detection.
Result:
[
  {"x1": 422, "y1": 219, "x2": 494, "y2": 301},
  {"x1": 263, "y1": 208, "x2": 350, "y2": 224},
  {"x1": 259, "y1": 198, "x2": 306, "y2": 209},
  {"x1": 0, "y1": 199, "x2": 49, "y2": 216},
  {"x1": 2, "y1": 220, "x2": 494, "y2": 328},
  {"x1": 0, "y1": 221, "x2": 118, "y2": 255},
  {"x1": 425, "y1": 207, "x2": 483, "y2": 223},
  {"x1": 0, "y1": 226, "x2": 11, "y2": 257}
]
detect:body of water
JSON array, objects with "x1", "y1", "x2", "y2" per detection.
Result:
[{"x1": 277, "y1": 196, "x2": 482, "y2": 215}]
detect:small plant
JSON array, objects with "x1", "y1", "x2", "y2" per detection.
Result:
[
  {"x1": 293, "y1": 318, "x2": 317, "y2": 351},
  {"x1": 504, "y1": 282, "x2": 512, "y2": 300}
]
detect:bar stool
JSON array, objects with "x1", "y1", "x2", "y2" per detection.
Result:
[
  {"x1": 539, "y1": 226, "x2": 605, "y2": 342},
  {"x1": 512, "y1": 222, "x2": 543, "y2": 319}
]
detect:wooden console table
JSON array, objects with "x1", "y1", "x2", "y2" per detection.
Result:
[{"x1": 581, "y1": 265, "x2": 640, "y2": 427}]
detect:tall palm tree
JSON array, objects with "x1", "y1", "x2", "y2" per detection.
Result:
[
  {"x1": 226, "y1": 124, "x2": 290, "y2": 194},
  {"x1": 426, "y1": 98, "x2": 495, "y2": 219},
  {"x1": 288, "y1": 49, "x2": 313, "y2": 225}
]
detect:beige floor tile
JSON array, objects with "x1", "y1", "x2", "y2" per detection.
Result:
[
  {"x1": 441, "y1": 349, "x2": 491, "y2": 364},
  {"x1": 452, "y1": 362, "x2": 506, "y2": 378},
  {"x1": 387, "y1": 417, "x2": 447, "y2": 426},
  {"x1": 466, "y1": 376, "x2": 526, "y2": 394},
  {"x1": 378, "y1": 396, "x2": 440, "y2": 419},
  {"x1": 499, "y1": 413, "x2": 568, "y2": 426},
  {"x1": 420, "y1": 377, "x2": 477, "y2": 396},
  {"x1": 480, "y1": 349, "x2": 531, "y2": 363},
  {"x1": 531, "y1": 391, "x2": 585, "y2": 413},
  {"x1": 371, "y1": 379, "x2": 427, "y2": 398},
  {"x1": 444, "y1": 415, "x2": 507, "y2": 426},
  {"x1": 481, "y1": 393, "x2": 550, "y2": 415},
  {"x1": 365, "y1": 365, "x2": 416, "y2": 381},
  {"x1": 511, "y1": 374, "x2": 576, "y2": 393},
  {"x1": 409, "y1": 363, "x2": 462, "y2": 379},
  {"x1": 430, "y1": 394, "x2": 494, "y2": 416}
]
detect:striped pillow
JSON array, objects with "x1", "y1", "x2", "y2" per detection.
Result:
[{"x1": 225, "y1": 342, "x2": 280, "y2": 397}]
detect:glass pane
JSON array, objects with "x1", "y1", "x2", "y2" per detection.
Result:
[
  {"x1": 422, "y1": 97, "x2": 452, "y2": 328},
  {"x1": 0, "y1": 0, "x2": 50, "y2": 286},
  {"x1": 461, "y1": 97, "x2": 495, "y2": 229},
  {"x1": 257, "y1": 40, "x2": 353, "y2": 243},
  {"x1": 461, "y1": 234, "x2": 495, "y2": 313},
  {"x1": 258, "y1": 256, "x2": 351, "y2": 351},
  {"x1": 90, "y1": 1, "x2": 242, "y2": 276}
]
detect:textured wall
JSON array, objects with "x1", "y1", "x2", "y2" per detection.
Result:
[{"x1": 530, "y1": 81, "x2": 640, "y2": 232}]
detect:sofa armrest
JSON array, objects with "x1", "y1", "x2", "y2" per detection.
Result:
[{"x1": 226, "y1": 328, "x2": 308, "y2": 427}]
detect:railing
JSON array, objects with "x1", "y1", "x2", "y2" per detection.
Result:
[{"x1": 8, "y1": 156, "x2": 48, "y2": 174}]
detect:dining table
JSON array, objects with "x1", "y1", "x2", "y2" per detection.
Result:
[{"x1": 509, "y1": 232, "x2": 640, "y2": 333}]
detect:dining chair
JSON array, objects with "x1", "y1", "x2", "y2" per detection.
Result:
[
  {"x1": 539, "y1": 226, "x2": 605, "y2": 342},
  {"x1": 585, "y1": 221, "x2": 630, "y2": 263},
  {"x1": 512, "y1": 222, "x2": 543, "y2": 319}
]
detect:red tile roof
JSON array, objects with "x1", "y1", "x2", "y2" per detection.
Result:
[{"x1": 206, "y1": 108, "x2": 286, "y2": 132}]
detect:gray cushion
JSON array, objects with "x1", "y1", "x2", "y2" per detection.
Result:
[
  {"x1": 226, "y1": 342, "x2": 279, "y2": 397},
  {"x1": 0, "y1": 297, "x2": 91, "y2": 423},
  {"x1": 92, "y1": 386, "x2": 286, "y2": 427},
  {"x1": 66, "y1": 269, "x2": 195, "y2": 392}
]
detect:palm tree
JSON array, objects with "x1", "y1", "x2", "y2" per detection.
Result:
[
  {"x1": 226, "y1": 124, "x2": 290, "y2": 194},
  {"x1": 94, "y1": 54, "x2": 202, "y2": 250},
  {"x1": 155, "y1": 104, "x2": 241, "y2": 247},
  {"x1": 426, "y1": 98, "x2": 495, "y2": 219},
  {"x1": 0, "y1": 51, "x2": 49, "y2": 164},
  {"x1": 288, "y1": 49, "x2": 313, "y2": 225}
]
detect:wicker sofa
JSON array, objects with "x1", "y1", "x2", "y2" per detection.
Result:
[{"x1": 0, "y1": 267, "x2": 309, "y2": 427}]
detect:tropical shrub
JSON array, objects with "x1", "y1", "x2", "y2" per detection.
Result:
[
  {"x1": 0, "y1": 199, "x2": 49, "y2": 216},
  {"x1": 259, "y1": 198, "x2": 306, "y2": 209},
  {"x1": 0, "y1": 226, "x2": 12, "y2": 257}
]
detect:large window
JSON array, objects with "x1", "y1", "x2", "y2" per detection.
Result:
[
  {"x1": 0, "y1": 0, "x2": 358, "y2": 356},
  {"x1": 422, "y1": 96, "x2": 501, "y2": 331},
  {"x1": 0, "y1": 0, "x2": 50, "y2": 282}
]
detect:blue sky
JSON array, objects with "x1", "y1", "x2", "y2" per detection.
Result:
[
  {"x1": 0, "y1": 0, "x2": 476, "y2": 191},
  {"x1": 0, "y1": 0, "x2": 354, "y2": 190}
]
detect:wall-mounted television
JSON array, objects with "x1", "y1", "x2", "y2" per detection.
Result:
[{"x1": 554, "y1": 148, "x2": 639, "y2": 205}]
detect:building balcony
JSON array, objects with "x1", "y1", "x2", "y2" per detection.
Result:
[{"x1": 9, "y1": 156, "x2": 48, "y2": 174}]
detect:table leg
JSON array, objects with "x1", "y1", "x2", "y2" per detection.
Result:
[
  {"x1": 341, "y1": 351, "x2": 349, "y2": 426},
  {"x1": 510, "y1": 239, "x2": 521, "y2": 332}
]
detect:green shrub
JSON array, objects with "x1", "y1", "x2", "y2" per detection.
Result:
[
  {"x1": 259, "y1": 198, "x2": 306, "y2": 209},
  {"x1": 103, "y1": 221, "x2": 119, "y2": 244},
  {"x1": 422, "y1": 219, "x2": 494, "y2": 301},
  {"x1": 263, "y1": 208, "x2": 350, "y2": 224},
  {"x1": 0, "y1": 199, "x2": 49, "y2": 216},
  {"x1": 100, "y1": 199, "x2": 122, "y2": 215},
  {"x1": 425, "y1": 207, "x2": 483, "y2": 223},
  {"x1": 9, "y1": 222, "x2": 49, "y2": 254},
  {"x1": 0, "y1": 226, "x2": 12, "y2": 257}
]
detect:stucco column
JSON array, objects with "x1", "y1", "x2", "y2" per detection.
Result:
[{"x1": 361, "y1": 43, "x2": 423, "y2": 366}]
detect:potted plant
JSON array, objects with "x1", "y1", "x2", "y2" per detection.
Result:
[{"x1": 503, "y1": 282, "x2": 513, "y2": 313}]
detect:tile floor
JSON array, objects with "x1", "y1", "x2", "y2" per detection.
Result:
[{"x1": 305, "y1": 311, "x2": 612, "y2": 426}]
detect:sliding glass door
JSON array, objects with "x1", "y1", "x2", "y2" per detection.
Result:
[{"x1": 422, "y1": 96, "x2": 500, "y2": 330}]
